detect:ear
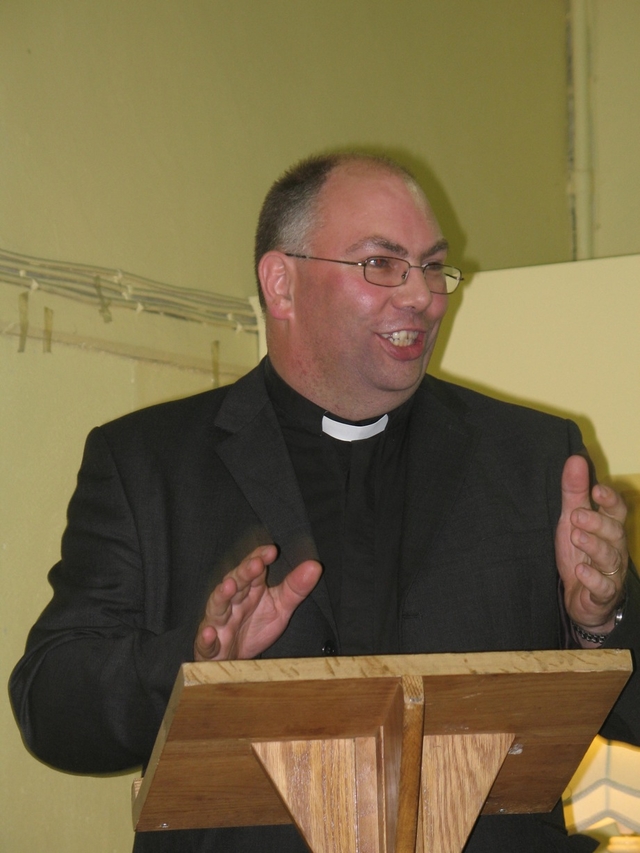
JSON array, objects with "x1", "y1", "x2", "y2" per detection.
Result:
[{"x1": 258, "y1": 251, "x2": 295, "y2": 320}]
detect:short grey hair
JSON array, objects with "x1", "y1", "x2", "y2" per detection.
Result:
[{"x1": 254, "y1": 152, "x2": 421, "y2": 309}]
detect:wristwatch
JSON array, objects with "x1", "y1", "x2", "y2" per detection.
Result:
[{"x1": 571, "y1": 600, "x2": 626, "y2": 645}]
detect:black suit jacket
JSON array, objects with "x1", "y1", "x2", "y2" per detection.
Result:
[{"x1": 10, "y1": 363, "x2": 640, "y2": 852}]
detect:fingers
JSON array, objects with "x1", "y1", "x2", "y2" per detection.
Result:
[
  {"x1": 570, "y1": 492, "x2": 627, "y2": 577},
  {"x1": 206, "y1": 547, "x2": 274, "y2": 620},
  {"x1": 592, "y1": 481, "x2": 628, "y2": 524},
  {"x1": 570, "y1": 510, "x2": 623, "y2": 567},
  {"x1": 562, "y1": 455, "x2": 628, "y2": 578},
  {"x1": 194, "y1": 545, "x2": 278, "y2": 661},
  {"x1": 558, "y1": 456, "x2": 629, "y2": 633},
  {"x1": 194, "y1": 624, "x2": 221, "y2": 661},
  {"x1": 574, "y1": 562, "x2": 619, "y2": 607},
  {"x1": 570, "y1": 502, "x2": 626, "y2": 601}
]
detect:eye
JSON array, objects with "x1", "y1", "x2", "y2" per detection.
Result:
[{"x1": 366, "y1": 257, "x2": 392, "y2": 270}]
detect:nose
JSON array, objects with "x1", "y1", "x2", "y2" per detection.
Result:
[{"x1": 391, "y1": 265, "x2": 433, "y2": 311}]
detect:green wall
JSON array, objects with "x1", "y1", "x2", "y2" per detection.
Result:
[{"x1": 0, "y1": 0, "x2": 571, "y2": 300}]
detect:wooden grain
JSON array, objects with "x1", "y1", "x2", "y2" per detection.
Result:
[
  {"x1": 253, "y1": 737, "x2": 382, "y2": 853},
  {"x1": 132, "y1": 738, "x2": 291, "y2": 831},
  {"x1": 253, "y1": 739, "x2": 358, "y2": 853},
  {"x1": 420, "y1": 733, "x2": 514, "y2": 852},
  {"x1": 378, "y1": 682, "x2": 404, "y2": 852},
  {"x1": 419, "y1": 668, "x2": 628, "y2": 814},
  {"x1": 393, "y1": 676, "x2": 424, "y2": 853},
  {"x1": 355, "y1": 735, "x2": 384, "y2": 853},
  {"x1": 132, "y1": 649, "x2": 631, "y2": 851},
  {"x1": 180, "y1": 649, "x2": 631, "y2": 687}
]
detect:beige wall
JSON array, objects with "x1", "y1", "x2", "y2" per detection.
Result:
[{"x1": 2, "y1": 2, "x2": 639, "y2": 851}]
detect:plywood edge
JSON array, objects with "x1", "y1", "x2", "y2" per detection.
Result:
[
  {"x1": 181, "y1": 649, "x2": 632, "y2": 688},
  {"x1": 131, "y1": 668, "x2": 190, "y2": 828}
]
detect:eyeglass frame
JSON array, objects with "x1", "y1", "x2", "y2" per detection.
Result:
[{"x1": 284, "y1": 253, "x2": 463, "y2": 294}]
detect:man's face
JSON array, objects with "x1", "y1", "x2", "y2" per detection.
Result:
[{"x1": 275, "y1": 163, "x2": 449, "y2": 419}]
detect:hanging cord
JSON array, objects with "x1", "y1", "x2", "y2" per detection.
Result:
[{"x1": 0, "y1": 247, "x2": 259, "y2": 334}]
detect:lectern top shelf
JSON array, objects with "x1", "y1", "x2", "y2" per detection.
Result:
[
  {"x1": 132, "y1": 648, "x2": 632, "y2": 849},
  {"x1": 181, "y1": 648, "x2": 631, "y2": 686}
]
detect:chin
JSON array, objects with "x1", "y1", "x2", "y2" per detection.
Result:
[{"x1": 374, "y1": 369, "x2": 426, "y2": 400}]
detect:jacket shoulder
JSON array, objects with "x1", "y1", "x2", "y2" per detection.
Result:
[
  {"x1": 420, "y1": 374, "x2": 585, "y2": 460},
  {"x1": 423, "y1": 374, "x2": 579, "y2": 430},
  {"x1": 94, "y1": 363, "x2": 267, "y2": 447}
]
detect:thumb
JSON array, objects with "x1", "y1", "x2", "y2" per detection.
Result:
[
  {"x1": 277, "y1": 560, "x2": 323, "y2": 612},
  {"x1": 561, "y1": 454, "x2": 591, "y2": 515}
]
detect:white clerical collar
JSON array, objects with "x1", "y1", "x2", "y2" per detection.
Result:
[{"x1": 321, "y1": 413, "x2": 389, "y2": 442}]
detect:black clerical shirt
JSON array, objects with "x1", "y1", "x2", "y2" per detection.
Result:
[{"x1": 263, "y1": 359, "x2": 414, "y2": 655}]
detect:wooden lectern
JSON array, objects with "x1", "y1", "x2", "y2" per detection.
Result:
[{"x1": 132, "y1": 650, "x2": 631, "y2": 853}]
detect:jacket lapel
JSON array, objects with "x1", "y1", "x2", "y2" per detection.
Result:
[
  {"x1": 400, "y1": 376, "x2": 478, "y2": 602},
  {"x1": 213, "y1": 364, "x2": 336, "y2": 632},
  {"x1": 213, "y1": 367, "x2": 476, "y2": 636}
]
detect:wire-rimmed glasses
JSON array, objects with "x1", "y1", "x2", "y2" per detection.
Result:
[{"x1": 284, "y1": 253, "x2": 463, "y2": 294}]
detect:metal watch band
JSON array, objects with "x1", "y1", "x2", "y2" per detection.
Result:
[{"x1": 571, "y1": 602, "x2": 625, "y2": 645}]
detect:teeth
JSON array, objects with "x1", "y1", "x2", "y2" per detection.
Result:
[{"x1": 382, "y1": 330, "x2": 419, "y2": 347}]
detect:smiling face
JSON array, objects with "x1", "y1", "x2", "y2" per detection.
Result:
[{"x1": 261, "y1": 161, "x2": 449, "y2": 420}]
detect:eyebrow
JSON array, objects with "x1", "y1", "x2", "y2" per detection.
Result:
[{"x1": 345, "y1": 235, "x2": 449, "y2": 263}]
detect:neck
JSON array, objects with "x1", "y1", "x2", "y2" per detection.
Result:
[{"x1": 266, "y1": 354, "x2": 418, "y2": 421}]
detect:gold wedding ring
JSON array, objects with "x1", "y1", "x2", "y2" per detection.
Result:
[{"x1": 599, "y1": 566, "x2": 621, "y2": 576}]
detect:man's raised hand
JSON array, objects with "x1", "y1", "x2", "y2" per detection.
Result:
[
  {"x1": 556, "y1": 454, "x2": 628, "y2": 641},
  {"x1": 194, "y1": 545, "x2": 322, "y2": 661}
]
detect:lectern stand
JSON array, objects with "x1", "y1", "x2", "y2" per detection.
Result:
[{"x1": 132, "y1": 650, "x2": 631, "y2": 853}]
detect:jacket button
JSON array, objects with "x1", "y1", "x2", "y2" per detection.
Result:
[{"x1": 322, "y1": 640, "x2": 336, "y2": 656}]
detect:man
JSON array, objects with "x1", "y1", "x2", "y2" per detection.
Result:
[{"x1": 10, "y1": 154, "x2": 639, "y2": 852}]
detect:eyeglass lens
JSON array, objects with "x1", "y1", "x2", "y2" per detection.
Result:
[{"x1": 363, "y1": 258, "x2": 459, "y2": 293}]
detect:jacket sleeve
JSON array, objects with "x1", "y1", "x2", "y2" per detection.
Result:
[
  {"x1": 600, "y1": 558, "x2": 640, "y2": 746},
  {"x1": 9, "y1": 427, "x2": 197, "y2": 773}
]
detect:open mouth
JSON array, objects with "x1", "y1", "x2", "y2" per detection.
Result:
[{"x1": 380, "y1": 330, "x2": 420, "y2": 348}]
